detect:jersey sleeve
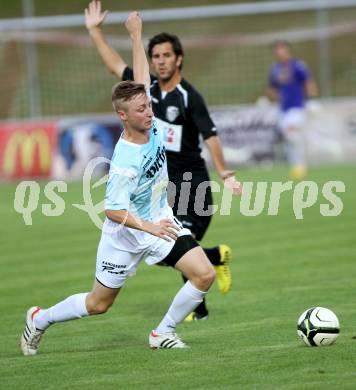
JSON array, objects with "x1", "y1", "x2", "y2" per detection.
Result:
[
  {"x1": 295, "y1": 60, "x2": 311, "y2": 83},
  {"x1": 122, "y1": 66, "x2": 157, "y2": 83},
  {"x1": 122, "y1": 66, "x2": 134, "y2": 81},
  {"x1": 190, "y1": 91, "x2": 217, "y2": 140},
  {"x1": 105, "y1": 150, "x2": 139, "y2": 211}
]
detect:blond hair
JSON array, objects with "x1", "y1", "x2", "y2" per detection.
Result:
[{"x1": 111, "y1": 81, "x2": 146, "y2": 112}]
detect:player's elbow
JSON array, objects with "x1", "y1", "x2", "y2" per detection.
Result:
[
  {"x1": 105, "y1": 209, "x2": 126, "y2": 223},
  {"x1": 106, "y1": 62, "x2": 124, "y2": 79},
  {"x1": 110, "y1": 65, "x2": 123, "y2": 79},
  {"x1": 107, "y1": 65, "x2": 120, "y2": 79},
  {"x1": 108, "y1": 66, "x2": 117, "y2": 75}
]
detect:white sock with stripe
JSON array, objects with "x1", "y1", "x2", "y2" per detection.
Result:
[
  {"x1": 34, "y1": 293, "x2": 89, "y2": 331},
  {"x1": 155, "y1": 281, "x2": 207, "y2": 334}
]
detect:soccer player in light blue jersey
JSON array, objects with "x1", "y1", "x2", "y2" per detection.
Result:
[
  {"x1": 84, "y1": 0, "x2": 234, "y2": 321},
  {"x1": 20, "y1": 12, "x2": 215, "y2": 354},
  {"x1": 267, "y1": 40, "x2": 318, "y2": 180}
]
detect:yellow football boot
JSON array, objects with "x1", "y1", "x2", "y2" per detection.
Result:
[
  {"x1": 184, "y1": 312, "x2": 194, "y2": 322},
  {"x1": 289, "y1": 165, "x2": 307, "y2": 181},
  {"x1": 184, "y1": 312, "x2": 209, "y2": 322},
  {"x1": 215, "y1": 245, "x2": 232, "y2": 294}
]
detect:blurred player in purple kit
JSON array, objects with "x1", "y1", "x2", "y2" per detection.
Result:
[{"x1": 267, "y1": 40, "x2": 318, "y2": 180}]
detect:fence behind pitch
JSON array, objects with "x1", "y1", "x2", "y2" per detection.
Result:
[{"x1": 1, "y1": 0, "x2": 356, "y2": 119}]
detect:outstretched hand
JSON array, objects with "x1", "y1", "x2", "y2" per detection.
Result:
[
  {"x1": 224, "y1": 176, "x2": 243, "y2": 196},
  {"x1": 125, "y1": 11, "x2": 142, "y2": 37},
  {"x1": 218, "y1": 169, "x2": 235, "y2": 181},
  {"x1": 85, "y1": 0, "x2": 108, "y2": 30}
]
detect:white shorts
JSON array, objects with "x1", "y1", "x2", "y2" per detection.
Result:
[
  {"x1": 279, "y1": 108, "x2": 306, "y2": 132},
  {"x1": 95, "y1": 213, "x2": 191, "y2": 289}
]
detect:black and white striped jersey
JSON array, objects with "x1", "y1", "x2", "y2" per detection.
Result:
[{"x1": 122, "y1": 67, "x2": 217, "y2": 173}]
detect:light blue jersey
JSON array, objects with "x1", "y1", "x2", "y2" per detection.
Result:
[
  {"x1": 105, "y1": 120, "x2": 169, "y2": 221},
  {"x1": 99, "y1": 120, "x2": 190, "y2": 269}
]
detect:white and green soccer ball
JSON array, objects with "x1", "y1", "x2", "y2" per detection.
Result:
[{"x1": 297, "y1": 307, "x2": 340, "y2": 347}]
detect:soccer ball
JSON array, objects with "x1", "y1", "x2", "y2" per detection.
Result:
[{"x1": 297, "y1": 307, "x2": 340, "y2": 346}]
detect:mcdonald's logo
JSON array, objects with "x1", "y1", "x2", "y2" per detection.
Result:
[{"x1": 0, "y1": 125, "x2": 55, "y2": 178}]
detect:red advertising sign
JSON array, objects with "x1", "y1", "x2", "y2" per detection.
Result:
[{"x1": 0, "y1": 122, "x2": 57, "y2": 179}]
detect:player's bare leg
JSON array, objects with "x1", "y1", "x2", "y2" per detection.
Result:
[
  {"x1": 149, "y1": 246, "x2": 215, "y2": 348},
  {"x1": 175, "y1": 246, "x2": 216, "y2": 291},
  {"x1": 20, "y1": 281, "x2": 120, "y2": 356},
  {"x1": 86, "y1": 280, "x2": 121, "y2": 314}
]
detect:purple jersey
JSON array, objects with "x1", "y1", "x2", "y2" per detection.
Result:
[{"x1": 269, "y1": 59, "x2": 310, "y2": 112}]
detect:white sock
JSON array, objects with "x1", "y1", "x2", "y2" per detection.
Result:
[
  {"x1": 155, "y1": 281, "x2": 207, "y2": 334},
  {"x1": 285, "y1": 130, "x2": 306, "y2": 167},
  {"x1": 34, "y1": 293, "x2": 89, "y2": 331}
]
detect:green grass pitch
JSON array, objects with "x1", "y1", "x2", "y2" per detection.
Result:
[{"x1": 0, "y1": 164, "x2": 355, "y2": 389}]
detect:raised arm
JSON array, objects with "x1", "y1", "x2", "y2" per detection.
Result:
[
  {"x1": 125, "y1": 12, "x2": 151, "y2": 90},
  {"x1": 85, "y1": 0, "x2": 127, "y2": 78}
]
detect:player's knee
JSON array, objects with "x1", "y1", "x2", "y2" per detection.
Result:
[
  {"x1": 196, "y1": 268, "x2": 215, "y2": 291},
  {"x1": 87, "y1": 299, "x2": 113, "y2": 315},
  {"x1": 207, "y1": 268, "x2": 216, "y2": 286}
]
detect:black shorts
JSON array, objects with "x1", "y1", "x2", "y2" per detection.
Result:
[
  {"x1": 168, "y1": 169, "x2": 213, "y2": 241},
  {"x1": 160, "y1": 235, "x2": 199, "y2": 267}
]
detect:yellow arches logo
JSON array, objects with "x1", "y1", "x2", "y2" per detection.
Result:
[{"x1": 3, "y1": 129, "x2": 51, "y2": 175}]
